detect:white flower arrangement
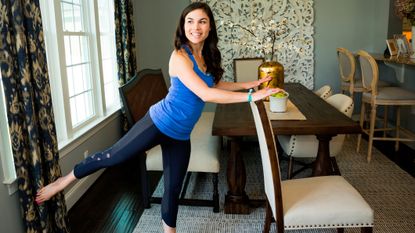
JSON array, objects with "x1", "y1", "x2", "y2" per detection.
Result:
[{"x1": 220, "y1": 17, "x2": 304, "y2": 60}]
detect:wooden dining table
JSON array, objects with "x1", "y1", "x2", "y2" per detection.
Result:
[{"x1": 212, "y1": 83, "x2": 362, "y2": 214}]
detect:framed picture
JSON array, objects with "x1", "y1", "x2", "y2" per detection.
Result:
[
  {"x1": 393, "y1": 34, "x2": 411, "y2": 56},
  {"x1": 386, "y1": 39, "x2": 398, "y2": 56},
  {"x1": 233, "y1": 58, "x2": 264, "y2": 83}
]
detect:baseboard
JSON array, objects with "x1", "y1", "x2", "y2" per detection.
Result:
[{"x1": 65, "y1": 169, "x2": 105, "y2": 210}]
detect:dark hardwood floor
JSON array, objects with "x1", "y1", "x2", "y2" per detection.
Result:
[
  {"x1": 67, "y1": 156, "x2": 161, "y2": 233},
  {"x1": 67, "y1": 140, "x2": 414, "y2": 233}
]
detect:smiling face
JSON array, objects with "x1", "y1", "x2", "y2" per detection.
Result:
[{"x1": 184, "y1": 9, "x2": 211, "y2": 46}]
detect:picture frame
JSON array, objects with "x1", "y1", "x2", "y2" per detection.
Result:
[
  {"x1": 386, "y1": 39, "x2": 398, "y2": 56},
  {"x1": 393, "y1": 34, "x2": 411, "y2": 56},
  {"x1": 233, "y1": 57, "x2": 264, "y2": 83}
]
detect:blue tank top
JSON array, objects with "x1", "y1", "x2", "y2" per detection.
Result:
[{"x1": 149, "y1": 46, "x2": 214, "y2": 140}]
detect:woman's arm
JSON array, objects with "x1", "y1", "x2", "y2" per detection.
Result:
[
  {"x1": 169, "y1": 50, "x2": 280, "y2": 104},
  {"x1": 214, "y1": 78, "x2": 271, "y2": 91}
]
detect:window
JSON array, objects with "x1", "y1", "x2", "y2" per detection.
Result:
[{"x1": 40, "y1": 0, "x2": 119, "y2": 147}]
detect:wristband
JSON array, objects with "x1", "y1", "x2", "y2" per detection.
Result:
[{"x1": 247, "y1": 88, "x2": 253, "y2": 102}]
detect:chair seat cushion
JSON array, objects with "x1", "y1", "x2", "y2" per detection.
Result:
[
  {"x1": 146, "y1": 112, "x2": 220, "y2": 173},
  {"x1": 342, "y1": 79, "x2": 389, "y2": 90},
  {"x1": 282, "y1": 176, "x2": 373, "y2": 229},
  {"x1": 278, "y1": 134, "x2": 345, "y2": 158},
  {"x1": 363, "y1": 86, "x2": 415, "y2": 103}
]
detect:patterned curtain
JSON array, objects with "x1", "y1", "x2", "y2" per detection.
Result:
[
  {"x1": 114, "y1": 0, "x2": 137, "y2": 85},
  {"x1": 0, "y1": 0, "x2": 69, "y2": 232}
]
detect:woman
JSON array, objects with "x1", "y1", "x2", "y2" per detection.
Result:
[{"x1": 36, "y1": 2, "x2": 280, "y2": 233}]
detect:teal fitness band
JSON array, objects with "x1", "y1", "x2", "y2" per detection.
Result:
[{"x1": 248, "y1": 88, "x2": 253, "y2": 102}]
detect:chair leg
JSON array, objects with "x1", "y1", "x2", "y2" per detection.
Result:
[
  {"x1": 287, "y1": 156, "x2": 293, "y2": 179},
  {"x1": 212, "y1": 173, "x2": 219, "y2": 213},
  {"x1": 263, "y1": 201, "x2": 272, "y2": 233},
  {"x1": 383, "y1": 106, "x2": 388, "y2": 137},
  {"x1": 361, "y1": 227, "x2": 373, "y2": 233},
  {"x1": 330, "y1": 157, "x2": 341, "y2": 175},
  {"x1": 367, "y1": 103, "x2": 377, "y2": 162},
  {"x1": 139, "y1": 155, "x2": 151, "y2": 208},
  {"x1": 395, "y1": 106, "x2": 400, "y2": 151},
  {"x1": 357, "y1": 101, "x2": 366, "y2": 153}
]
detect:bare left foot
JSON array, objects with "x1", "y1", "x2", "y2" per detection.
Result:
[
  {"x1": 35, "y1": 170, "x2": 76, "y2": 204},
  {"x1": 162, "y1": 219, "x2": 176, "y2": 233}
]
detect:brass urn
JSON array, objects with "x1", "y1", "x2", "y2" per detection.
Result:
[{"x1": 258, "y1": 60, "x2": 284, "y2": 91}]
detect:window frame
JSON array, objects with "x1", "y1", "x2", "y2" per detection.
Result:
[{"x1": 40, "y1": 0, "x2": 120, "y2": 149}]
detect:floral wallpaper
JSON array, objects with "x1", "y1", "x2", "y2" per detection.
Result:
[{"x1": 192, "y1": 0, "x2": 315, "y2": 89}]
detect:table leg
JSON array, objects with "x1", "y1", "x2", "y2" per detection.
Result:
[
  {"x1": 224, "y1": 136, "x2": 250, "y2": 214},
  {"x1": 313, "y1": 135, "x2": 334, "y2": 176}
]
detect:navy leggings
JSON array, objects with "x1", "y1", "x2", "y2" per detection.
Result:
[{"x1": 73, "y1": 113, "x2": 191, "y2": 228}]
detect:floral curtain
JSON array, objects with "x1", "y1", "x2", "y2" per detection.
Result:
[
  {"x1": 0, "y1": 0, "x2": 69, "y2": 232},
  {"x1": 114, "y1": 0, "x2": 137, "y2": 85}
]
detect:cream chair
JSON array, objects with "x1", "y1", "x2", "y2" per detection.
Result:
[
  {"x1": 233, "y1": 57, "x2": 264, "y2": 82},
  {"x1": 314, "y1": 85, "x2": 333, "y2": 99},
  {"x1": 278, "y1": 94, "x2": 354, "y2": 178},
  {"x1": 337, "y1": 47, "x2": 389, "y2": 100},
  {"x1": 119, "y1": 69, "x2": 220, "y2": 212},
  {"x1": 145, "y1": 112, "x2": 220, "y2": 212},
  {"x1": 250, "y1": 100, "x2": 374, "y2": 233},
  {"x1": 356, "y1": 50, "x2": 415, "y2": 162}
]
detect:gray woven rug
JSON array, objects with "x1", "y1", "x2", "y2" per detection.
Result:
[{"x1": 134, "y1": 136, "x2": 415, "y2": 232}]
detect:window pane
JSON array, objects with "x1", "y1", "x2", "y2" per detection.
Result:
[
  {"x1": 61, "y1": 2, "x2": 74, "y2": 31},
  {"x1": 66, "y1": 66, "x2": 74, "y2": 96},
  {"x1": 70, "y1": 36, "x2": 81, "y2": 65},
  {"x1": 73, "y1": 4, "x2": 82, "y2": 31},
  {"x1": 98, "y1": 0, "x2": 119, "y2": 110},
  {"x1": 61, "y1": 0, "x2": 83, "y2": 32}
]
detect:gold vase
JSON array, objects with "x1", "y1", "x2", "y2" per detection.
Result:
[{"x1": 258, "y1": 60, "x2": 284, "y2": 90}]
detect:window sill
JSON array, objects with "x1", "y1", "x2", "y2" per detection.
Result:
[
  {"x1": 58, "y1": 109, "x2": 122, "y2": 159},
  {"x1": 3, "y1": 177, "x2": 18, "y2": 195}
]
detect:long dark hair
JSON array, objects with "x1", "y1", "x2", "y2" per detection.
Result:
[{"x1": 174, "y1": 2, "x2": 223, "y2": 84}]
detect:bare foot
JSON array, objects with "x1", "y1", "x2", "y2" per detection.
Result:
[
  {"x1": 162, "y1": 219, "x2": 176, "y2": 233},
  {"x1": 36, "y1": 170, "x2": 77, "y2": 204}
]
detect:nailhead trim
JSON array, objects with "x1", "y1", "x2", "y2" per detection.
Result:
[{"x1": 284, "y1": 222, "x2": 374, "y2": 229}]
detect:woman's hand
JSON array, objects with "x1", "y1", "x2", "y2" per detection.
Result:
[
  {"x1": 252, "y1": 87, "x2": 283, "y2": 101},
  {"x1": 245, "y1": 76, "x2": 273, "y2": 89}
]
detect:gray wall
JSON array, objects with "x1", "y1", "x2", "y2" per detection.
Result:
[
  {"x1": 0, "y1": 164, "x2": 25, "y2": 233},
  {"x1": 1, "y1": 1, "x2": 412, "y2": 232}
]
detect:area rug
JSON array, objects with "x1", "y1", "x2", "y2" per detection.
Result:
[{"x1": 134, "y1": 136, "x2": 415, "y2": 233}]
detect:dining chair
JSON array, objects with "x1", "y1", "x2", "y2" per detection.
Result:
[
  {"x1": 119, "y1": 69, "x2": 220, "y2": 212},
  {"x1": 278, "y1": 94, "x2": 354, "y2": 178},
  {"x1": 250, "y1": 99, "x2": 374, "y2": 233},
  {"x1": 233, "y1": 57, "x2": 264, "y2": 82},
  {"x1": 337, "y1": 47, "x2": 389, "y2": 101},
  {"x1": 356, "y1": 50, "x2": 415, "y2": 162},
  {"x1": 314, "y1": 85, "x2": 333, "y2": 99}
]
